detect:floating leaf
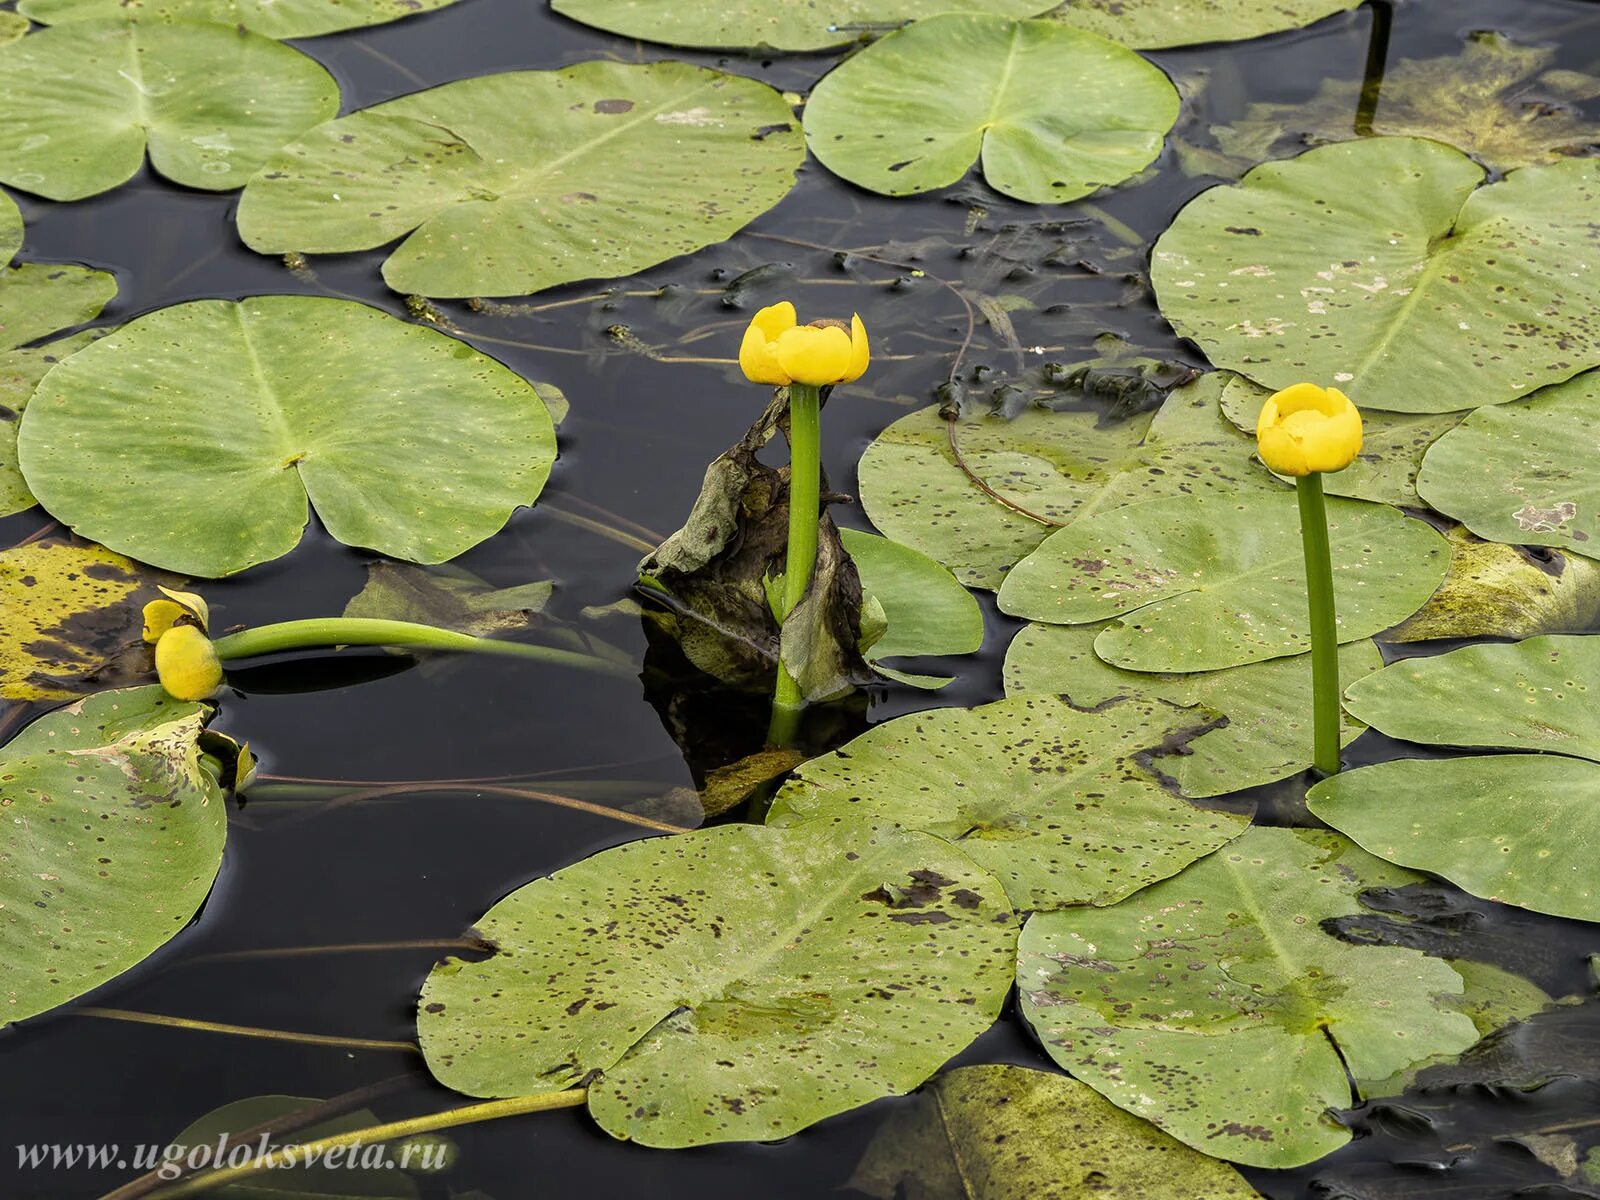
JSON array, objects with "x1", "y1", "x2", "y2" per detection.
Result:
[
  {"x1": 1017, "y1": 827, "x2": 1477, "y2": 1168},
  {"x1": 237, "y1": 63, "x2": 803, "y2": 299},
  {"x1": 0, "y1": 18, "x2": 339, "y2": 201},
  {"x1": 418, "y1": 822, "x2": 1015, "y2": 1147},
  {"x1": 20, "y1": 0, "x2": 461, "y2": 39},
  {"x1": 768, "y1": 694, "x2": 1250, "y2": 910},
  {"x1": 840, "y1": 528, "x2": 982, "y2": 689},
  {"x1": 997, "y1": 492, "x2": 1448, "y2": 671},
  {"x1": 1152, "y1": 137, "x2": 1600, "y2": 414},
  {"x1": 1, "y1": 686, "x2": 228, "y2": 1025},
  {"x1": 1308, "y1": 756, "x2": 1600, "y2": 922},
  {"x1": 17, "y1": 297, "x2": 557, "y2": 577},
  {"x1": 0, "y1": 189, "x2": 19, "y2": 260},
  {"x1": 548, "y1": 0, "x2": 1055, "y2": 52},
  {"x1": 1, "y1": 331, "x2": 107, "y2": 517},
  {"x1": 804, "y1": 14, "x2": 1178, "y2": 203},
  {"x1": 851, "y1": 1064, "x2": 1262, "y2": 1200},
  {"x1": 1047, "y1": 0, "x2": 1359, "y2": 48},
  {"x1": 1004, "y1": 623, "x2": 1381, "y2": 796},
  {"x1": 0, "y1": 12, "x2": 26, "y2": 44},
  {"x1": 1416, "y1": 370, "x2": 1600, "y2": 558}
]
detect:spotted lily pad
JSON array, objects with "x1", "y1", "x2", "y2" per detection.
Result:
[
  {"x1": 1417, "y1": 371, "x2": 1600, "y2": 559},
  {"x1": 768, "y1": 694, "x2": 1250, "y2": 910},
  {"x1": 418, "y1": 822, "x2": 1015, "y2": 1147},
  {"x1": 19, "y1": 0, "x2": 461, "y2": 39},
  {"x1": 1153, "y1": 137, "x2": 1600, "y2": 414},
  {"x1": 1004, "y1": 623, "x2": 1381, "y2": 797},
  {"x1": 1047, "y1": 0, "x2": 1359, "y2": 48},
  {"x1": 237, "y1": 62, "x2": 803, "y2": 299},
  {"x1": 1017, "y1": 827, "x2": 1477, "y2": 1167},
  {"x1": 804, "y1": 14, "x2": 1178, "y2": 203},
  {"x1": 1, "y1": 686, "x2": 228, "y2": 1025},
  {"x1": 17, "y1": 297, "x2": 557, "y2": 577},
  {"x1": 2, "y1": 331, "x2": 107, "y2": 517},
  {"x1": 997, "y1": 492, "x2": 1448, "y2": 671},
  {"x1": 0, "y1": 18, "x2": 339, "y2": 201}
]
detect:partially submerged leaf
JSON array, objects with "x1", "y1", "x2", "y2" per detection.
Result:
[
  {"x1": 1047, "y1": 0, "x2": 1360, "y2": 49},
  {"x1": 21, "y1": 0, "x2": 463, "y2": 39},
  {"x1": 345, "y1": 563, "x2": 554, "y2": 643},
  {"x1": 698, "y1": 746, "x2": 807, "y2": 818}
]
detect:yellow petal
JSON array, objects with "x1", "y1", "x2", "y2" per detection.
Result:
[
  {"x1": 155, "y1": 626, "x2": 223, "y2": 701},
  {"x1": 142, "y1": 586, "x2": 209, "y2": 643},
  {"x1": 775, "y1": 325, "x2": 854, "y2": 386},
  {"x1": 739, "y1": 320, "x2": 789, "y2": 384},
  {"x1": 1257, "y1": 424, "x2": 1311, "y2": 476},
  {"x1": 750, "y1": 301, "x2": 796, "y2": 340},
  {"x1": 836, "y1": 313, "x2": 870, "y2": 384}
]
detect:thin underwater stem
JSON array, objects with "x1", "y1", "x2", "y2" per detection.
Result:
[
  {"x1": 1355, "y1": 0, "x2": 1392, "y2": 136},
  {"x1": 1295, "y1": 473, "x2": 1342, "y2": 776},
  {"x1": 770, "y1": 382, "x2": 821, "y2": 733},
  {"x1": 73, "y1": 1007, "x2": 419, "y2": 1055}
]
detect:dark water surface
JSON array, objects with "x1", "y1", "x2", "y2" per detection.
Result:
[{"x1": 4, "y1": 0, "x2": 1600, "y2": 1196}]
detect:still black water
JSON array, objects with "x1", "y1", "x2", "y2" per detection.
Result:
[{"x1": 3, "y1": 0, "x2": 1600, "y2": 1196}]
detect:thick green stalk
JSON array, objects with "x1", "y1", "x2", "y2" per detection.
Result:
[
  {"x1": 1295, "y1": 473, "x2": 1342, "y2": 775},
  {"x1": 211, "y1": 618, "x2": 633, "y2": 680},
  {"x1": 770, "y1": 383, "x2": 821, "y2": 733}
]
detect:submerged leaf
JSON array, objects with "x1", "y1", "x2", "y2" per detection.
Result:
[
  {"x1": 21, "y1": 0, "x2": 462, "y2": 39},
  {"x1": 1047, "y1": 0, "x2": 1360, "y2": 49},
  {"x1": 345, "y1": 563, "x2": 554, "y2": 642}
]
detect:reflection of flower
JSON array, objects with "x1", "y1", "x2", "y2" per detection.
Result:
[
  {"x1": 739, "y1": 301, "x2": 870, "y2": 387},
  {"x1": 143, "y1": 587, "x2": 222, "y2": 700},
  {"x1": 1256, "y1": 382, "x2": 1363, "y2": 476}
]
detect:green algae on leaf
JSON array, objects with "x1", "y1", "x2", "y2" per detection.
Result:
[
  {"x1": 17, "y1": 297, "x2": 557, "y2": 577},
  {"x1": 0, "y1": 18, "x2": 338, "y2": 201},
  {"x1": 1, "y1": 686, "x2": 228, "y2": 1026},
  {"x1": 1047, "y1": 0, "x2": 1359, "y2": 49},
  {"x1": 1017, "y1": 827, "x2": 1477, "y2": 1168},
  {"x1": 840, "y1": 528, "x2": 982, "y2": 689},
  {"x1": 20, "y1": 0, "x2": 461, "y2": 40},
  {"x1": 804, "y1": 14, "x2": 1178, "y2": 203},
  {"x1": 237, "y1": 63, "x2": 803, "y2": 299},
  {"x1": 1153, "y1": 137, "x2": 1600, "y2": 414},
  {"x1": 418, "y1": 822, "x2": 1015, "y2": 1147},
  {"x1": 767, "y1": 694, "x2": 1250, "y2": 910},
  {"x1": 997, "y1": 491, "x2": 1447, "y2": 671},
  {"x1": 1004, "y1": 622, "x2": 1381, "y2": 797}
]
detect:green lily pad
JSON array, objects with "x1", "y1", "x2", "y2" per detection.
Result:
[
  {"x1": 0, "y1": 12, "x2": 27, "y2": 45},
  {"x1": 237, "y1": 62, "x2": 803, "y2": 299},
  {"x1": 850, "y1": 1064, "x2": 1262, "y2": 1200},
  {"x1": 768, "y1": 694, "x2": 1250, "y2": 910},
  {"x1": 1004, "y1": 623, "x2": 1381, "y2": 797},
  {"x1": 418, "y1": 822, "x2": 1015, "y2": 1147},
  {"x1": 1153, "y1": 137, "x2": 1600, "y2": 414},
  {"x1": 0, "y1": 190, "x2": 19, "y2": 260},
  {"x1": 1417, "y1": 371, "x2": 1600, "y2": 559},
  {"x1": 1047, "y1": 0, "x2": 1359, "y2": 49},
  {"x1": 997, "y1": 492, "x2": 1448, "y2": 671},
  {"x1": 0, "y1": 18, "x2": 338, "y2": 201},
  {"x1": 1308, "y1": 755, "x2": 1600, "y2": 922},
  {"x1": 2, "y1": 331, "x2": 107, "y2": 517},
  {"x1": 17, "y1": 296, "x2": 557, "y2": 577},
  {"x1": 1017, "y1": 827, "x2": 1477, "y2": 1168},
  {"x1": 548, "y1": 0, "x2": 1056, "y2": 52},
  {"x1": 804, "y1": 13, "x2": 1178, "y2": 203},
  {"x1": 19, "y1": 0, "x2": 461, "y2": 39},
  {"x1": 1, "y1": 686, "x2": 228, "y2": 1025},
  {"x1": 840, "y1": 528, "x2": 982, "y2": 689}
]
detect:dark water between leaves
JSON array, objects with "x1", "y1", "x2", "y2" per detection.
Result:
[{"x1": 3, "y1": 0, "x2": 1600, "y2": 1196}]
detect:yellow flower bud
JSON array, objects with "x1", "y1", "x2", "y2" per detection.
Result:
[
  {"x1": 1255, "y1": 382, "x2": 1363, "y2": 476},
  {"x1": 738, "y1": 302, "x2": 870, "y2": 387},
  {"x1": 154, "y1": 624, "x2": 223, "y2": 701}
]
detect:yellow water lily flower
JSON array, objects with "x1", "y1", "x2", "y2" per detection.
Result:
[
  {"x1": 142, "y1": 585, "x2": 210, "y2": 643},
  {"x1": 1256, "y1": 382, "x2": 1363, "y2": 476},
  {"x1": 154, "y1": 624, "x2": 223, "y2": 701},
  {"x1": 739, "y1": 301, "x2": 870, "y2": 387}
]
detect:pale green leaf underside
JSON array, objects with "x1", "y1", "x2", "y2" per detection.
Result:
[
  {"x1": 1, "y1": 686, "x2": 226, "y2": 1026},
  {"x1": 804, "y1": 13, "x2": 1178, "y2": 202},
  {"x1": 1004, "y1": 623, "x2": 1381, "y2": 796},
  {"x1": 1048, "y1": 0, "x2": 1360, "y2": 49},
  {"x1": 237, "y1": 62, "x2": 803, "y2": 299},
  {"x1": 0, "y1": 18, "x2": 338, "y2": 201},
  {"x1": 768, "y1": 694, "x2": 1250, "y2": 910},
  {"x1": 20, "y1": 0, "x2": 460, "y2": 40},
  {"x1": 418, "y1": 822, "x2": 1015, "y2": 1147},
  {"x1": 1153, "y1": 137, "x2": 1600, "y2": 413},
  {"x1": 17, "y1": 296, "x2": 556, "y2": 577},
  {"x1": 997, "y1": 491, "x2": 1448, "y2": 671},
  {"x1": 1018, "y1": 827, "x2": 1476, "y2": 1168},
  {"x1": 840, "y1": 527, "x2": 982, "y2": 688}
]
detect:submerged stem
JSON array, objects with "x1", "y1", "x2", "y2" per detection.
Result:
[
  {"x1": 73, "y1": 1007, "x2": 418, "y2": 1055},
  {"x1": 770, "y1": 383, "x2": 821, "y2": 734},
  {"x1": 1295, "y1": 473, "x2": 1342, "y2": 775}
]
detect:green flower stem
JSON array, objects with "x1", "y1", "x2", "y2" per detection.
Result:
[
  {"x1": 770, "y1": 382, "x2": 821, "y2": 733},
  {"x1": 211, "y1": 618, "x2": 634, "y2": 680},
  {"x1": 1295, "y1": 473, "x2": 1342, "y2": 775}
]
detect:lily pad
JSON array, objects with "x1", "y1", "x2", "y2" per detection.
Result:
[
  {"x1": 17, "y1": 296, "x2": 557, "y2": 577},
  {"x1": 0, "y1": 18, "x2": 339, "y2": 201},
  {"x1": 1152, "y1": 137, "x2": 1600, "y2": 414},
  {"x1": 767, "y1": 694, "x2": 1251, "y2": 910},
  {"x1": 1047, "y1": 0, "x2": 1359, "y2": 49},
  {"x1": 1416, "y1": 370, "x2": 1600, "y2": 559},
  {"x1": 19, "y1": 0, "x2": 461, "y2": 39},
  {"x1": 1, "y1": 686, "x2": 228, "y2": 1025},
  {"x1": 549, "y1": 0, "x2": 1056, "y2": 52},
  {"x1": 0, "y1": 190, "x2": 19, "y2": 260},
  {"x1": 1004, "y1": 623, "x2": 1381, "y2": 797},
  {"x1": 1017, "y1": 826, "x2": 1477, "y2": 1168},
  {"x1": 418, "y1": 822, "x2": 1015, "y2": 1147},
  {"x1": 237, "y1": 62, "x2": 803, "y2": 299},
  {"x1": 0, "y1": 12, "x2": 27, "y2": 44},
  {"x1": 997, "y1": 492, "x2": 1448, "y2": 671},
  {"x1": 1308, "y1": 756, "x2": 1600, "y2": 922},
  {"x1": 2, "y1": 330, "x2": 107, "y2": 517},
  {"x1": 851, "y1": 1064, "x2": 1262, "y2": 1200},
  {"x1": 840, "y1": 528, "x2": 982, "y2": 689},
  {"x1": 804, "y1": 13, "x2": 1178, "y2": 203}
]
